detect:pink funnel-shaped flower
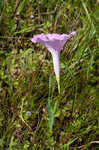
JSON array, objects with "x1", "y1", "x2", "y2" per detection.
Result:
[
  {"x1": 31, "y1": 32, "x2": 76, "y2": 93},
  {"x1": 31, "y1": 32, "x2": 75, "y2": 76}
]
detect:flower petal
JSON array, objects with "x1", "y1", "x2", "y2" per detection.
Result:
[{"x1": 31, "y1": 32, "x2": 76, "y2": 52}]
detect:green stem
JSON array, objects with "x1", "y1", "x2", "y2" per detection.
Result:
[{"x1": 56, "y1": 75, "x2": 60, "y2": 94}]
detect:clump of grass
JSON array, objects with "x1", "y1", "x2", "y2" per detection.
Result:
[{"x1": 0, "y1": 0, "x2": 99, "y2": 149}]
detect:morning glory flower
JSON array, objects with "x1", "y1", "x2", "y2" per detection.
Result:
[{"x1": 31, "y1": 32, "x2": 76, "y2": 93}]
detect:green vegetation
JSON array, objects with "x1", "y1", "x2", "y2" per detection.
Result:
[{"x1": 0, "y1": 0, "x2": 99, "y2": 149}]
